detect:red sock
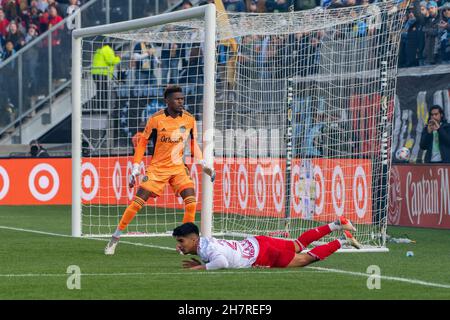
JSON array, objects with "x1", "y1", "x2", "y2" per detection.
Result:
[
  {"x1": 307, "y1": 239, "x2": 341, "y2": 260},
  {"x1": 295, "y1": 224, "x2": 332, "y2": 249}
]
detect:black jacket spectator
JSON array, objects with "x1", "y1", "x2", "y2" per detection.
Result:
[
  {"x1": 420, "y1": 105, "x2": 450, "y2": 163},
  {"x1": 29, "y1": 140, "x2": 50, "y2": 157}
]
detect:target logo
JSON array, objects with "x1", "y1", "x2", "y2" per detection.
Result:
[
  {"x1": 254, "y1": 165, "x2": 266, "y2": 211},
  {"x1": 272, "y1": 164, "x2": 284, "y2": 213},
  {"x1": 81, "y1": 162, "x2": 99, "y2": 201},
  {"x1": 388, "y1": 166, "x2": 401, "y2": 225},
  {"x1": 313, "y1": 165, "x2": 325, "y2": 216},
  {"x1": 28, "y1": 163, "x2": 60, "y2": 201},
  {"x1": 237, "y1": 164, "x2": 249, "y2": 209},
  {"x1": 113, "y1": 162, "x2": 123, "y2": 200},
  {"x1": 223, "y1": 164, "x2": 231, "y2": 209},
  {"x1": 0, "y1": 166, "x2": 10, "y2": 200},
  {"x1": 291, "y1": 164, "x2": 302, "y2": 214},
  {"x1": 190, "y1": 164, "x2": 199, "y2": 201},
  {"x1": 353, "y1": 166, "x2": 368, "y2": 218},
  {"x1": 332, "y1": 165, "x2": 345, "y2": 216}
]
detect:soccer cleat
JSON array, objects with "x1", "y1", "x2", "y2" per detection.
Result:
[
  {"x1": 338, "y1": 216, "x2": 357, "y2": 232},
  {"x1": 343, "y1": 230, "x2": 362, "y2": 249},
  {"x1": 104, "y1": 236, "x2": 120, "y2": 255}
]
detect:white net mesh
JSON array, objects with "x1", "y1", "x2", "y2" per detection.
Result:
[{"x1": 79, "y1": 1, "x2": 407, "y2": 248}]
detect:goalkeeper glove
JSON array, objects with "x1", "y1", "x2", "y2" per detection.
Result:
[
  {"x1": 199, "y1": 160, "x2": 216, "y2": 182},
  {"x1": 129, "y1": 163, "x2": 141, "y2": 188}
]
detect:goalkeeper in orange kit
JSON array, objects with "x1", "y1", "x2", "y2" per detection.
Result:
[{"x1": 105, "y1": 85, "x2": 215, "y2": 255}]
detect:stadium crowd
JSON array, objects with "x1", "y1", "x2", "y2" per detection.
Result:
[
  {"x1": 1, "y1": 0, "x2": 449, "y2": 140},
  {"x1": 1, "y1": 0, "x2": 449, "y2": 63}
]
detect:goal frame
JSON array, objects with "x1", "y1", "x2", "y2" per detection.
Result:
[{"x1": 71, "y1": 4, "x2": 217, "y2": 237}]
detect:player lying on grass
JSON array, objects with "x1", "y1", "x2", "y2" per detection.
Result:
[
  {"x1": 173, "y1": 217, "x2": 361, "y2": 270},
  {"x1": 105, "y1": 85, "x2": 215, "y2": 255}
]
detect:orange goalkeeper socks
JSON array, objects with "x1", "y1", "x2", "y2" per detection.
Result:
[
  {"x1": 118, "y1": 196, "x2": 145, "y2": 231},
  {"x1": 182, "y1": 196, "x2": 197, "y2": 223}
]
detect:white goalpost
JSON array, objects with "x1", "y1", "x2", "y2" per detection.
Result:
[{"x1": 72, "y1": 1, "x2": 408, "y2": 252}]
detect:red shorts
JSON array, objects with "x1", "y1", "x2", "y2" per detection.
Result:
[{"x1": 253, "y1": 236, "x2": 296, "y2": 268}]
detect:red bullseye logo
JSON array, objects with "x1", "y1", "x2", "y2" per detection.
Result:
[
  {"x1": 388, "y1": 166, "x2": 401, "y2": 225},
  {"x1": 223, "y1": 164, "x2": 231, "y2": 209},
  {"x1": 81, "y1": 162, "x2": 99, "y2": 201},
  {"x1": 0, "y1": 166, "x2": 10, "y2": 200},
  {"x1": 28, "y1": 163, "x2": 60, "y2": 201},
  {"x1": 332, "y1": 165, "x2": 345, "y2": 216},
  {"x1": 113, "y1": 161, "x2": 122, "y2": 200},
  {"x1": 272, "y1": 164, "x2": 284, "y2": 213},
  {"x1": 254, "y1": 164, "x2": 266, "y2": 211},
  {"x1": 353, "y1": 166, "x2": 368, "y2": 218},
  {"x1": 237, "y1": 165, "x2": 248, "y2": 209},
  {"x1": 313, "y1": 165, "x2": 324, "y2": 216},
  {"x1": 291, "y1": 164, "x2": 302, "y2": 214}
]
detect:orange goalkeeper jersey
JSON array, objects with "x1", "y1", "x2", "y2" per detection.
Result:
[{"x1": 134, "y1": 108, "x2": 202, "y2": 169}]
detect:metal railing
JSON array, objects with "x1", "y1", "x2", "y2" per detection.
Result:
[{"x1": 0, "y1": 0, "x2": 176, "y2": 143}]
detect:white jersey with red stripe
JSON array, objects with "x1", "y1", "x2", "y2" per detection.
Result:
[{"x1": 197, "y1": 236, "x2": 260, "y2": 270}]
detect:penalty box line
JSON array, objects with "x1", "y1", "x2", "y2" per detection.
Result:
[{"x1": 1, "y1": 225, "x2": 450, "y2": 290}]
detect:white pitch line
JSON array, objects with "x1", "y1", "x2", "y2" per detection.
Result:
[
  {"x1": 0, "y1": 225, "x2": 175, "y2": 251},
  {"x1": 0, "y1": 270, "x2": 325, "y2": 278},
  {"x1": 307, "y1": 266, "x2": 450, "y2": 289},
  {"x1": 1, "y1": 225, "x2": 449, "y2": 290}
]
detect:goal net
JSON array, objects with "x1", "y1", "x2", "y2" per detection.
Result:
[{"x1": 73, "y1": 2, "x2": 408, "y2": 251}]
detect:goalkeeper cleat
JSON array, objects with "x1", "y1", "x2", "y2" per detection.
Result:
[
  {"x1": 343, "y1": 230, "x2": 362, "y2": 249},
  {"x1": 339, "y1": 216, "x2": 357, "y2": 232},
  {"x1": 104, "y1": 236, "x2": 120, "y2": 255}
]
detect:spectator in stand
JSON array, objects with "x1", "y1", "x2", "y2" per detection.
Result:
[
  {"x1": 1, "y1": 39, "x2": 15, "y2": 60},
  {"x1": 36, "y1": 0, "x2": 49, "y2": 13},
  {"x1": 29, "y1": 140, "x2": 50, "y2": 157},
  {"x1": 48, "y1": 0, "x2": 64, "y2": 17},
  {"x1": 439, "y1": 2, "x2": 450, "y2": 63},
  {"x1": 133, "y1": 42, "x2": 158, "y2": 88},
  {"x1": 420, "y1": 105, "x2": 450, "y2": 163},
  {"x1": 222, "y1": 0, "x2": 246, "y2": 12},
  {"x1": 2, "y1": 0, "x2": 19, "y2": 20},
  {"x1": 159, "y1": 36, "x2": 183, "y2": 85},
  {"x1": 423, "y1": 1, "x2": 441, "y2": 64},
  {"x1": 248, "y1": 1, "x2": 258, "y2": 13},
  {"x1": 411, "y1": 0, "x2": 427, "y2": 65},
  {"x1": 0, "y1": 8, "x2": 9, "y2": 37},
  {"x1": 91, "y1": 42, "x2": 121, "y2": 109},
  {"x1": 23, "y1": 5, "x2": 42, "y2": 31},
  {"x1": 400, "y1": 7, "x2": 422, "y2": 67},
  {"x1": 5, "y1": 21, "x2": 24, "y2": 51},
  {"x1": 415, "y1": 0, "x2": 441, "y2": 64},
  {"x1": 265, "y1": 0, "x2": 290, "y2": 12},
  {"x1": 24, "y1": 23, "x2": 38, "y2": 44},
  {"x1": 66, "y1": 0, "x2": 80, "y2": 30},
  {"x1": 181, "y1": 0, "x2": 193, "y2": 9},
  {"x1": 47, "y1": 5, "x2": 65, "y2": 78}
]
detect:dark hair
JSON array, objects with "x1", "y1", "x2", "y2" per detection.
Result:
[
  {"x1": 429, "y1": 105, "x2": 446, "y2": 122},
  {"x1": 172, "y1": 222, "x2": 199, "y2": 237},
  {"x1": 164, "y1": 85, "x2": 183, "y2": 99}
]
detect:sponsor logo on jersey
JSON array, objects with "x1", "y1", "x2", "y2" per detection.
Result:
[{"x1": 160, "y1": 135, "x2": 184, "y2": 144}]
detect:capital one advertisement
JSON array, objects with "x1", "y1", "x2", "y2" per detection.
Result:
[
  {"x1": 389, "y1": 164, "x2": 450, "y2": 229},
  {"x1": 0, "y1": 157, "x2": 373, "y2": 224}
]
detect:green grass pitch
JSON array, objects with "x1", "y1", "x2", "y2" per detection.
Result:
[{"x1": 0, "y1": 205, "x2": 449, "y2": 299}]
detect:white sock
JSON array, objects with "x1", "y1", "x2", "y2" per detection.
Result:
[
  {"x1": 328, "y1": 221, "x2": 341, "y2": 231},
  {"x1": 112, "y1": 229, "x2": 122, "y2": 238},
  {"x1": 338, "y1": 238, "x2": 347, "y2": 246}
]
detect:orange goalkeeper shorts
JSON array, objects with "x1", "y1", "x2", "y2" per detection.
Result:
[{"x1": 139, "y1": 165, "x2": 195, "y2": 197}]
